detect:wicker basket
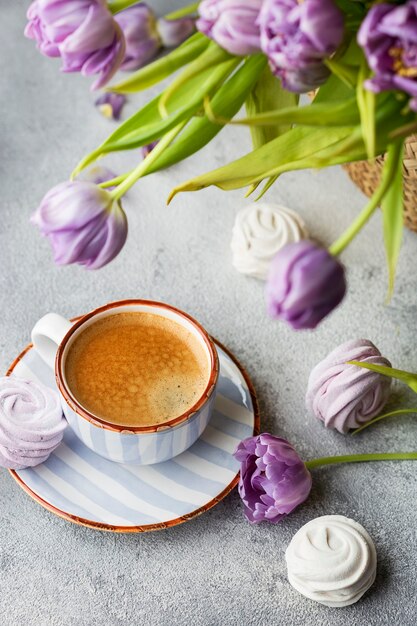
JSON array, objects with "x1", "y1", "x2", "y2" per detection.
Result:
[{"x1": 343, "y1": 134, "x2": 417, "y2": 232}]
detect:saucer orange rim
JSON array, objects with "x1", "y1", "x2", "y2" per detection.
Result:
[
  {"x1": 56, "y1": 300, "x2": 220, "y2": 434},
  {"x1": 7, "y1": 337, "x2": 260, "y2": 533}
]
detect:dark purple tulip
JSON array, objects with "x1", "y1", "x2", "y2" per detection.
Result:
[
  {"x1": 197, "y1": 0, "x2": 263, "y2": 56},
  {"x1": 31, "y1": 181, "x2": 127, "y2": 269},
  {"x1": 358, "y1": 1, "x2": 417, "y2": 111},
  {"x1": 95, "y1": 92, "x2": 126, "y2": 120},
  {"x1": 24, "y1": 0, "x2": 125, "y2": 90},
  {"x1": 266, "y1": 241, "x2": 346, "y2": 330},
  {"x1": 258, "y1": 0, "x2": 344, "y2": 92},
  {"x1": 234, "y1": 434, "x2": 312, "y2": 524}
]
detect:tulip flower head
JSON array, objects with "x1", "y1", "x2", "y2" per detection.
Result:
[
  {"x1": 358, "y1": 0, "x2": 417, "y2": 111},
  {"x1": 197, "y1": 0, "x2": 263, "y2": 56},
  {"x1": 258, "y1": 0, "x2": 344, "y2": 92},
  {"x1": 31, "y1": 181, "x2": 127, "y2": 269},
  {"x1": 234, "y1": 434, "x2": 312, "y2": 524},
  {"x1": 266, "y1": 241, "x2": 347, "y2": 330},
  {"x1": 25, "y1": 0, "x2": 125, "y2": 89},
  {"x1": 115, "y1": 4, "x2": 196, "y2": 72}
]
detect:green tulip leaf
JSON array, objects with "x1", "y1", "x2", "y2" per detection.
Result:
[
  {"x1": 381, "y1": 140, "x2": 405, "y2": 299},
  {"x1": 108, "y1": 0, "x2": 142, "y2": 14},
  {"x1": 168, "y1": 125, "x2": 355, "y2": 199},
  {"x1": 158, "y1": 41, "x2": 233, "y2": 116},
  {"x1": 215, "y1": 97, "x2": 360, "y2": 129},
  {"x1": 245, "y1": 66, "x2": 298, "y2": 149},
  {"x1": 72, "y1": 58, "x2": 238, "y2": 176},
  {"x1": 109, "y1": 32, "x2": 210, "y2": 93},
  {"x1": 144, "y1": 55, "x2": 267, "y2": 174},
  {"x1": 348, "y1": 360, "x2": 417, "y2": 393},
  {"x1": 357, "y1": 59, "x2": 376, "y2": 159}
]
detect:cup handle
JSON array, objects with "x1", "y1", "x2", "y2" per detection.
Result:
[{"x1": 31, "y1": 313, "x2": 73, "y2": 369}]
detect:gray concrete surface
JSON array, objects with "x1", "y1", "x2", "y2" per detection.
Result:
[{"x1": 1, "y1": 2, "x2": 416, "y2": 625}]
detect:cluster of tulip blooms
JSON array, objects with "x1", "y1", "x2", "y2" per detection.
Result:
[{"x1": 26, "y1": 0, "x2": 417, "y2": 330}]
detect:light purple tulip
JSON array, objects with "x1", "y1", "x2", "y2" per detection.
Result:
[
  {"x1": 258, "y1": 0, "x2": 344, "y2": 92},
  {"x1": 31, "y1": 181, "x2": 127, "y2": 269},
  {"x1": 157, "y1": 16, "x2": 195, "y2": 48},
  {"x1": 234, "y1": 434, "x2": 312, "y2": 524},
  {"x1": 266, "y1": 241, "x2": 346, "y2": 330},
  {"x1": 115, "y1": 4, "x2": 161, "y2": 71},
  {"x1": 306, "y1": 339, "x2": 392, "y2": 434},
  {"x1": 24, "y1": 0, "x2": 125, "y2": 90},
  {"x1": 115, "y1": 4, "x2": 195, "y2": 71},
  {"x1": 358, "y1": 1, "x2": 417, "y2": 111},
  {"x1": 197, "y1": 0, "x2": 263, "y2": 56},
  {"x1": 95, "y1": 92, "x2": 126, "y2": 120}
]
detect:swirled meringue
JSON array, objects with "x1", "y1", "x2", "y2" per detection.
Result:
[
  {"x1": 231, "y1": 203, "x2": 308, "y2": 280},
  {"x1": 306, "y1": 339, "x2": 391, "y2": 433},
  {"x1": 0, "y1": 377, "x2": 66, "y2": 470},
  {"x1": 286, "y1": 515, "x2": 377, "y2": 607}
]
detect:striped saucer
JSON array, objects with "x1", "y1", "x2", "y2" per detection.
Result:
[{"x1": 8, "y1": 339, "x2": 259, "y2": 532}]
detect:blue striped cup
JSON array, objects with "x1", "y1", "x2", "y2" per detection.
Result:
[{"x1": 31, "y1": 300, "x2": 219, "y2": 465}]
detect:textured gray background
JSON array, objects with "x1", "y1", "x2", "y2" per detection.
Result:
[{"x1": 1, "y1": 2, "x2": 416, "y2": 625}]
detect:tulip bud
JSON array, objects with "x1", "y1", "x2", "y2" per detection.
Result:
[
  {"x1": 115, "y1": 4, "x2": 161, "y2": 71},
  {"x1": 266, "y1": 241, "x2": 346, "y2": 330},
  {"x1": 31, "y1": 181, "x2": 127, "y2": 269},
  {"x1": 157, "y1": 16, "x2": 195, "y2": 48}
]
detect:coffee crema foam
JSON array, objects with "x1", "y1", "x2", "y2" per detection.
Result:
[{"x1": 65, "y1": 312, "x2": 210, "y2": 427}]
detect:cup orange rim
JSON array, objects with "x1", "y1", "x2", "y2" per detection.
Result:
[{"x1": 55, "y1": 299, "x2": 219, "y2": 434}]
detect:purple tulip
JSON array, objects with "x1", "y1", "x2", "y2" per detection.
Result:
[
  {"x1": 234, "y1": 434, "x2": 312, "y2": 524},
  {"x1": 306, "y1": 339, "x2": 392, "y2": 434},
  {"x1": 95, "y1": 92, "x2": 126, "y2": 120},
  {"x1": 24, "y1": 0, "x2": 125, "y2": 90},
  {"x1": 258, "y1": 0, "x2": 344, "y2": 92},
  {"x1": 31, "y1": 181, "x2": 127, "y2": 269},
  {"x1": 266, "y1": 241, "x2": 346, "y2": 330},
  {"x1": 157, "y1": 16, "x2": 196, "y2": 48},
  {"x1": 197, "y1": 0, "x2": 263, "y2": 56},
  {"x1": 115, "y1": 4, "x2": 195, "y2": 72},
  {"x1": 115, "y1": 4, "x2": 160, "y2": 71},
  {"x1": 358, "y1": 1, "x2": 417, "y2": 111}
]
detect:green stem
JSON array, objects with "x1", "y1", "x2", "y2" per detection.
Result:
[
  {"x1": 164, "y1": 3, "x2": 199, "y2": 20},
  {"x1": 329, "y1": 140, "x2": 403, "y2": 256},
  {"x1": 305, "y1": 452, "x2": 417, "y2": 470},
  {"x1": 352, "y1": 409, "x2": 417, "y2": 435},
  {"x1": 110, "y1": 121, "x2": 187, "y2": 201},
  {"x1": 98, "y1": 173, "x2": 132, "y2": 189},
  {"x1": 108, "y1": 0, "x2": 141, "y2": 14}
]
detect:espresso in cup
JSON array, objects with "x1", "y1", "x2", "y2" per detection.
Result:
[{"x1": 65, "y1": 312, "x2": 209, "y2": 427}]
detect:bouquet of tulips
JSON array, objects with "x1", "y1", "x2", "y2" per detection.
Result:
[{"x1": 27, "y1": 0, "x2": 417, "y2": 329}]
